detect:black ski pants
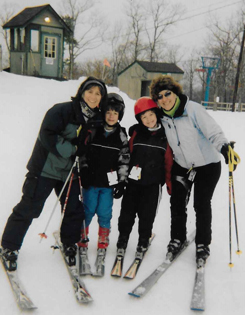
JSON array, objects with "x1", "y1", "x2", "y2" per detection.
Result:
[
  {"x1": 118, "y1": 182, "x2": 161, "y2": 246},
  {"x1": 170, "y1": 161, "x2": 221, "y2": 246},
  {"x1": 1, "y1": 172, "x2": 84, "y2": 251}
]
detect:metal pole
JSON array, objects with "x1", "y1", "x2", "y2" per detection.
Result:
[{"x1": 204, "y1": 68, "x2": 213, "y2": 107}]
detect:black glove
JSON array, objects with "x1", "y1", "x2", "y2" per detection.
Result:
[
  {"x1": 113, "y1": 182, "x2": 127, "y2": 199},
  {"x1": 221, "y1": 143, "x2": 229, "y2": 164},
  {"x1": 80, "y1": 167, "x2": 90, "y2": 189}
]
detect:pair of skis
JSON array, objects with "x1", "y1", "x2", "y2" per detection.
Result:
[
  {"x1": 128, "y1": 230, "x2": 205, "y2": 311},
  {"x1": 0, "y1": 231, "x2": 94, "y2": 310},
  {"x1": 111, "y1": 234, "x2": 156, "y2": 279},
  {"x1": 53, "y1": 231, "x2": 93, "y2": 303}
]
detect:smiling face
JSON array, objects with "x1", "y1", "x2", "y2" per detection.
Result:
[
  {"x1": 157, "y1": 90, "x2": 177, "y2": 111},
  {"x1": 140, "y1": 110, "x2": 157, "y2": 128},
  {"x1": 105, "y1": 109, "x2": 119, "y2": 128},
  {"x1": 83, "y1": 86, "x2": 102, "y2": 109}
]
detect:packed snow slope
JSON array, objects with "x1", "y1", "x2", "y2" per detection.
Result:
[{"x1": 0, "y1": 72, "x2": 244, "y2": 315}]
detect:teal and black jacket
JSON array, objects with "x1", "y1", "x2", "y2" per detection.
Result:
[{"x1": 27, "y1": 99, "x2": 102, "y2": 182}]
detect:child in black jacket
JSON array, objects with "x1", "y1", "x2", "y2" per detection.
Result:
[
  {"x1": 78, "y1": 93, "x2": 130, "y2": 257},
  {"x1": 115, "y1": 97, "x2": 173, "y2": 259}
]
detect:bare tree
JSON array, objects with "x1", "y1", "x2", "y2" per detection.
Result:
[
  {"x1": 125, "y1": 0, "x2": 146, "y2": 61},
  {"x1": 205, "y1": 19, "x2": 242, "y2": 102},
  {"x1": 143, "y1": 0, "x2": 185, "y2": 62},
  {"x1": 61, "y1": 0, "x2": 106, "y2": 79},
  {"x1": 0, "y1": 2, "x2": 17, "y2": 65}
]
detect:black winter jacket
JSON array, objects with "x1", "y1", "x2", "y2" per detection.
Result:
[
  {"x1": 128, "y1": 123, "x2": 173, "y2": 191},
  {"x1": 80, "y1": 124, "x2": 130, "y2": 188},
  {"x1": 27, "y1": 99, "x2": 103, "y2": 181}
]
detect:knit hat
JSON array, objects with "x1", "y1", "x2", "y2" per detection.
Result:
[
  {"x1": 150, "y1": 75, "x2": 183, "y2": 102},
  {"x1": 80, "y1": 80, "x2": 106, "y2": 97}
]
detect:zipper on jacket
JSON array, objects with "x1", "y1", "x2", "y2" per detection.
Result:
[{"x1": 172, "y1": 118, "x2": 180, "y2": 146}]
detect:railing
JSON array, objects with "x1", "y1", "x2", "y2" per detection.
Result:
[{"x1": 201, "y1": 101, "x2": 245, "y2": 112}]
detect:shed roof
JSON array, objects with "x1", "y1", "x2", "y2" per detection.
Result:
[
  {"x1": 118, "y1": 60, "x2": 184, "y2": 76},
  {"x1": 2, "y1": 4, "x2": 71, "y2": 33}
]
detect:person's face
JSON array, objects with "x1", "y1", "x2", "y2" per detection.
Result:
[
  {"x1": 83, "y1": 86, "x2": 102, "y2": 109},
  {"x1": 141, "y1": 110, "x2": 157, "y2": 128},
  {"x1": 157, "y1": 90, "x2": 176, "y2": 111},
  {"x1": 105, "y1": 109, "x2": 119, "y2": 127}
]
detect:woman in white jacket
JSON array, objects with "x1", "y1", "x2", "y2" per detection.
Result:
[{"x1": 150, "y1": 75, "x2": 230, "y2": 266}]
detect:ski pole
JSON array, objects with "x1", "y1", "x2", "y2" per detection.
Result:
[
  {"x1": 39, "y1": 159, "x2": 77, "y2": 241},
  {"x1": 227, "y1": 143, "x2": 241, "y2": 267},
  {"x1": 228, "y1": 174, "x2": 233, "y2": 268},
  {"x1": 229, "y1": 144, "x2": 241, "y2": 255},
  {"x1": 76, "y1": 157, "x2": 89, "y2": 244},
  {"x1": 231, "y1": 174, "x2": 242, "y2": 255},
  {"x1": 59, "y1": 157, "x2": 79, "y2": 229}
]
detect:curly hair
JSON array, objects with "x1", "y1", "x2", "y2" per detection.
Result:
[{"x1": 150, "y1": 75, "x2": 183, "y2": 101}]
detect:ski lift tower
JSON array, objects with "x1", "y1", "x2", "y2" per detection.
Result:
[{"x1": 201, "y1": 57, "x2": 220, "y2": 107}]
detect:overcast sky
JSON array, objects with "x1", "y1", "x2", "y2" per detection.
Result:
[{"x1": 0, "y1": 0, "x2": 243, "y2": 65}]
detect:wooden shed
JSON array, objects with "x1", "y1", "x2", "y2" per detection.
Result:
[
  {"x1": 2, "y1": 4, "x2": 71, "y2": 79},
  {"x1": 118, "y1": 60, "x2": 184, "y2": 100}
]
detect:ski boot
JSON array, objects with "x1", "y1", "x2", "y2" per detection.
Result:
[
  {"x1": 1, "y1": 248, "x2": 19, "y2": 271},
  {"x1": 196, "y1": 244, "x2": 210, "y2": 268},
  {"x1": 63, "y1": 244, "x2": 77, "y2": 266},
  {"x1": 166, "y1": 239, "x2": 186, "y2": 261}
]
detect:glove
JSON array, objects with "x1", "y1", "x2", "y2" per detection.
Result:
[
  {"x1": 80, "y1": 167, "x2": 90, "y2": 189},
  {"x1": 113, "y1": 182, "x2": 127, "y2": 199},
  {"x1": 221, "y1": 143, "x2": 229, "y2": 164}
]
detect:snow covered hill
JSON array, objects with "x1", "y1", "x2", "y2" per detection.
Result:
[{"x1": 0, "y1": 72, "x2": 244, "y2": 315}]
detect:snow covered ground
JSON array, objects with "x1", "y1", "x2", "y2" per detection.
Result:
[{"x1": 0, "y1": 71, "x2": 244, "y2": 315}]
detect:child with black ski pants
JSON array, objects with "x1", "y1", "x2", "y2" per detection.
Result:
[{"x1": 116, "y1": 97, "x2": 173, "y2": 259}]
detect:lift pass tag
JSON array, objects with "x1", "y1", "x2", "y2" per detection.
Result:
[
  {"x1": 129, "y1": 166, "x2": 142, "y2": 180},
  {"x1": 107, "y1": 171, "x2": 118, "y2": 186},
  {"x1": 188, "y1": 169, "x2": 196, "y2": 182}
]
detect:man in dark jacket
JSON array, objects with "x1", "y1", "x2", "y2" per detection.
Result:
[{"x1": 0, "y1": 76, "x2": 107, "y2": 270}]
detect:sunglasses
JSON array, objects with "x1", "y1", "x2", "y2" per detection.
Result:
[{"x1": 157, "y1": 91, "x2": 172, "y2": 100}]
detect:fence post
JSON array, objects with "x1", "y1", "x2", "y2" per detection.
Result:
[{"x1": 213, "y1": 96, "x2": 218, "y2": 111}]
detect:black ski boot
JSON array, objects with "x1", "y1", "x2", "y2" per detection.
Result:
[
  {"x1": 1, "y1": 248, "x2": 19, "y2": 271},
  {"x1": 63, "y1": 244, "x2": 77, "y2": 266},
  {"x1": 136, "y1": 239, "x2": 150, "y2": 259},
  {"x1": 166, "y1": 239, "x2": 185, "y2": 261},
  {"x1": 196, "y1": 244, "x2": 210, "y2": 267}
]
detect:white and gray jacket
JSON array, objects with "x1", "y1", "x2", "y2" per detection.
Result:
[{"x1": 160, "y1": 95, "x2": 228, "y2": 170}]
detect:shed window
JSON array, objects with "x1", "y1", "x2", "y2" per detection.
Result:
[
  {"x1": 44, "y1": 36, "x2": 56, "y2": 58},
  {"x1": 31, "y1": 30, "x2": 39, "y2": 52},
  {"x1": 14, "y1": 29, "x2": 18, "y2": 50}
]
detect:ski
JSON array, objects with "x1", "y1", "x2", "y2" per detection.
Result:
[
  {"x1": 111, "y1": 248, "x2": 126, "y2": 277},
  {"x1": 129, "y1": 230, "x2": 195, "y2": 297},
  {"x1": 79, "y1": 247, "x2": 92, "y2": 276},
  {"x1": 53, "y1": 231, "x2": 93, "y2": 303},
  {"x1": 92, "y1": 248, "x2": 106, "y2": 277},
  {"x1": 123, "y1": 233, "x2": 156, "y2": 280},
  {"x1": 0, "y1": 250, "x2": 37, "y2": 310},
  {"x1": 190, "y1": 261, "x2": 205, "y2": 311}
]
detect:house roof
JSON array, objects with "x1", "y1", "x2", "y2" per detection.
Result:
[
  {"x1": 118, "y1": 60, "x2": 184, "y2": 76},
  {"x1": 2, "y1": 4, "x2": 71, "y2": 33}
]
